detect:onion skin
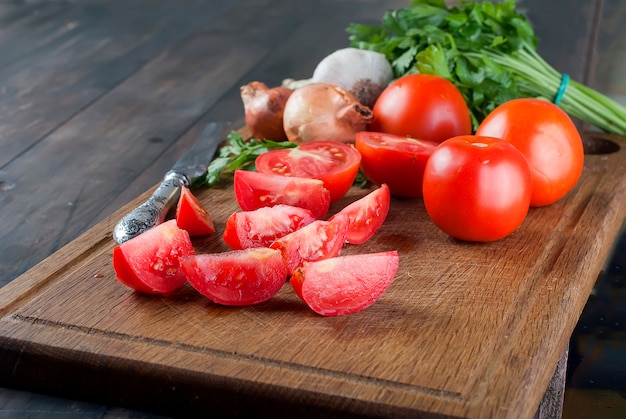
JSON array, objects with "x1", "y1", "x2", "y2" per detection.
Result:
[
  {"x1": 283, "y1": 82, "x2": 373, "y2": 144},
  {"x1": 241, "y1": 81, "x2": 292, "y2": 141}
]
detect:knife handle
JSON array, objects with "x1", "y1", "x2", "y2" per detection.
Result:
[{"x1": 112, "y1": 171, "x2": 188, "y2": 244}]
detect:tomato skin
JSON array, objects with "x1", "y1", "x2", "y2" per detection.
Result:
[
  {"x1": 476, "y1": 98, "x2": 584, "y2": 207},
  {"x1": 112, "y1": 219, "x2": 194, "y2": 295},
  {"x1": 234, "y1": 169, "x2": 331, "y2": 219},
  {"x1": 291, "y1": 251, "x2": 399, "y2": 316},
  {"x1": 222, "y1": 204, "x2": 316, "y2": 250},
  {"x1": 329, "y1": 184, "x2": 390, "y2": 244},
  {"x1": 182, "y1": 247, "x2": 288, "y2": 306},
  {"x1": 355, "y1": 132, "x2": 438, "y2": 198},
  {"x1": 255, "y1": 140, "x2": 361, "y2": 203},
  {"x1": 371, "y1": 74, "x2": 472, "y2": 143},
  {"x1": 422, "y1": 136, "x2": 532, "y2": 242},
  {"x1": 175, "y1": 186, "x2": 215, "y2": 236}
]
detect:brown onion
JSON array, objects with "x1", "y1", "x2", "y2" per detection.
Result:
[
  {"x1": 282, "y1": 82, "x2": 373, "y2": 144},
  {"x1": 241, "y1": 81, "x2": 292, "y2": 140}
]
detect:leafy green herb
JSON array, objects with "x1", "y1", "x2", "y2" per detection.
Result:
[
  {"x1": 202, "y1": 131, "x2": 296, "y2": 187},
  {"x1": 347, "y1": 0, "x2": 626, "y2": 134}
]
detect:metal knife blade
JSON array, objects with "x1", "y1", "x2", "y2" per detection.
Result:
[{"x1": 112, "y1": 121, "x2": 231, "y2": 244}]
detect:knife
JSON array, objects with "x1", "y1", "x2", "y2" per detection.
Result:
[{"x1": 112, "y1": 121, "x2": 230, "y2": 244}]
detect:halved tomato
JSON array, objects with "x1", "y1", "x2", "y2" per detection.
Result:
[
  {"x1": 182, "y1": 247, "x2": 288, "y2": 306},
  {"x1": 270, "y1": 214, "x2": 350, "y2": 275},
  {"x1": 112, "y1": 219, "x2": 194, "y2": 295},
  {"x1": 328, "y1": 184, "x2": 390, "y2": 244},
  {"x1": 355, "y1": 132, "x2": 438, "y2": 198},
  {"x1": 175, "y1": 186, "x2": 215, "y2": 236},
  {"x1": 290, "y1": 251, "x2": 400, "y2": 316},
  {"x1": 255, "y1": 140, "x2": 361, "y2": 203},
  {"x1": 222, "y1": 204, "x2": 316, "y2": 250},
  {"x1": 234, "y1": 169, "x2": 331, "y2": 219}
]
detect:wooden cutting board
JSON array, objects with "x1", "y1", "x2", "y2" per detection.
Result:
[{"x1": 1, "y1": 132, "x2": 625, "y2": 418}]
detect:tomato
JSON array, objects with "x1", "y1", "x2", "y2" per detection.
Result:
[
  {"x1": 328, "y1": 184, "x2": 390, "y2": 244},
  {"x1": 370, "y1": 74, "x2": 472, "y2": 143},
  {"x1": 255, "y1": 140, "x2": 361, "y2": 203},
  {"x1": 422, "y1": 135, "x2": 532, "y2": 242},
  {"x1": 290, "y1": 251, "x2": 399, "y2": 316},
  {"x1": 222, "y1": 204, "x2": 316, "y2": 250},
  {"x1": 112, "y1": 219, "x2": 194, "y2": 295},
  {"x1": 181, "y1": 247, "x2": 288, "y2": 306},
  {"x1": 476, "y1": 98, "x2": 584, "y2": 207},
  {"x1": 175, "y1": 186, "x2": 215, "y2": 236},
  {"x1": 355, "y1": 132, "x2": 438, "y2": 198},
  {"x1": 270, "y1": 214, "x2": 350, "y2": 275},
  {"x1": 234, "y1": 169, "x2": 330, "y2": 219}
]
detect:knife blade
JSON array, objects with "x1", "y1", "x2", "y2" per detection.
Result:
[{"x1": 112, "y1": 121, "x2": 231, "y2": 244}]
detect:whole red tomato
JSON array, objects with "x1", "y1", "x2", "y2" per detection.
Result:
[
  {"x1": 422, "y1": 136, "x2": 533, "y2": 242},
  {"x1": 476, "y1": 98, "x2": 584, "y2": 207},
  {"x1": 370, "y1": 74, "x2": 472, "y2": 143}
]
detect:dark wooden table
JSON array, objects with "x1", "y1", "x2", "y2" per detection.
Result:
[{"x1": 0, "y1": 1, "x2": 624, "y2": 418}]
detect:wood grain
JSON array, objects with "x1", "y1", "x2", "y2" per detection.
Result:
[{"x1": 1, "y1": 132, "x2": 624, "y2": 418}]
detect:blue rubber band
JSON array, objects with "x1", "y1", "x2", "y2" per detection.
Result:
[{"x1": 554, "y1": 73, "x2": 569, "y2": 105}]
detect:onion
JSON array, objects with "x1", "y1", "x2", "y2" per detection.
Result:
[
  {"x1": 241, "y1": 81, "x2": 292, "y2": 140},
  {"x1": 282, "y1": 82, "x2": 373, "y2": 144}
]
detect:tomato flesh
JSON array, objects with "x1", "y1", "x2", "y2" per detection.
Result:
[
  {"x1": 112, "y1": 219, "x2": 194, "y2": 295},
  {"x1": 182, "y1": 247, "x2": 288, "y2": 306},
  {"x1": 270, "y1": 214, "x2": 350, "y2": 275},
  {"x1": 329, "y1": 184, "x2": 390, "y2": 245},
  {"x1": 255, "y1": 140, "x2": 361, "y2": 203},
  {"x1": 176, "y1": 186, "x2": 215, "y2": 236},
  {"x1": 290, "y1": 251, "x2": 399, "y2": 316},
  {"x1": 222, "y1": 204, "x2": 316, "y2": 250},
  {"x1": 422, "y1": 135, "x2": 532, "y2": 242},
  {"x1": 355, "y1": 132, "x2": 438, "y2": 198},
  {"x1": 234, "y1": 169, "x2": 331, "y2": 219},
  {"x1": 476, "y1": 98, "x2": 584, "y2": 207}
]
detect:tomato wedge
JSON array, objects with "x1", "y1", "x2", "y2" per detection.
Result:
[
  {"x1": 112, "y1": 219, "x2": 194, "y2": 295},
  {"x1": 270, "y1": 214, "x2": 350, "y2": 275},
  {"x1": 328, "y1": 184, "x2": 390, "y2": 244},
  {"x1": 255, "y1": 140, "x2": 361, "y2": 203},
  {"x1": 355, "y1": 132, "x2": 438, "y2": 198},
  {"x1": 182, "y1": 247, "x2": 288, "y2": 306},
  {"x1": 175, "y1": 186, "x2": 215, "y2": 236},
  {"x1": 290, "y1": 251, "x2": 399, "y2": 316},
  {"x1": 222, "y1": 204, "x2": 316, "y2": 250},
  {"x1": 234, "y1": 169, "x2": 331, "y2": 219}
]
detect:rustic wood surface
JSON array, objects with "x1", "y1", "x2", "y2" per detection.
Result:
[{"x1": 0, "y1": 0, "x2": 624, "y2": 418}]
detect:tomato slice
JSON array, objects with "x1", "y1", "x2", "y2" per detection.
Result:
[
  {"x1": 270, "y1": 214, "x2": 350, "y2": 275},
  {"x1": 355, "y1": 132, "x2": 438, "y2": 198},
  {"x1": 290, "y1": 251, "x2": 399, "y2": 316},
  {"x1": 234, "y1": 169, "x2": 331, "y2": 219},
  {"x1": 328, "y1": 184, "x2": 390, "y2": 245},
  {"x1": 112, "y1": 219, "x2": 194, "y2": 295},
  {"x1": 222, "y1": 204, "x2": 316, "y2": 250},
  {"x1": 255, "y1": 140, "x2": 361, "y2": 203},
  {"x1": 182, "y1": 247, "x2": 288, "y2": 306},
  {"x1": 175, "y1": 186, "x2": 215, "y2": 236}
]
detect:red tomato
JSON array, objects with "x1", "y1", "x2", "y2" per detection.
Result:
[
  {"x1": 290, "y1": 251, "x2": 399, "y2": 316},
  {"x1": 175, "y1": 186, "x2": 215, "y2": 236},
  {"x1": 270, "y1": 214, "x2": 350, "y2": 275},
  {"x1": 234, "y1": 169, "x2": 330, "y2": 219},
  {"x1": 371, "y1": 74, "x2": 472, "y2": 143},
  {"x1": 328, "y1": 184, "x2": 390, "y2": 244},
  {"x1": 422, "y1": 135, "x2": 532, "y2": 242},
  {"x1": 181, "y1": 247, "x2": 288, "y2": 306},
  {"x1": 476, "y1": 98, "x2": 584, "y2": 207},
  {"x1": 222, "y1": 204, "x2": 316, "y2": 250},
  {"x1": 112, "y1": 219, "x2": 194, "y2": 295},
  {"x1": 255, "y1": 140, "x2": 361, "y2": 203},
  {"x1": 355, "y1": 131, "x2": 438, "y2": 198}
]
